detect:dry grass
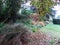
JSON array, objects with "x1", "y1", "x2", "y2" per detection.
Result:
[{"x1": 0, "y1": 24, "x2": 60, "y2": 45}]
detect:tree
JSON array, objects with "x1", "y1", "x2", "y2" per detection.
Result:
[
  {"x1": 31, "y1": 0, "x2": 54, "y2": 20},
  {"x1": 0, "y1": 0, "x2": 21, "y2": 23}
]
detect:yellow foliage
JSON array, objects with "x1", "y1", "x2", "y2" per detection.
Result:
[{"x1": 31, "y1": 0, "x2": 54, "y2": 20}]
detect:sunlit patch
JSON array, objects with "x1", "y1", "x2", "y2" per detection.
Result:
[
  {"x1": 51, "y1": 3, "x2": 60, "y2": 19},
  {"x1": 18, "y1": 1, "x2": 31, "y2": 14}
]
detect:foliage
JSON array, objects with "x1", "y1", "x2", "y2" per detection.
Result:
[
  {"x1": 31, "y1": 0, "x2": 54, "y2": 20},
  {"x1": 21, "y1": 8, "x2": 33, "y2": 15},
  {"x1": 0, "y1": 0, "x2": 21, "y2": 22}
]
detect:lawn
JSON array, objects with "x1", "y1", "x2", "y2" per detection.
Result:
[{"x1": 41, "y1": 23, "x2": 60, "y2": 38}]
